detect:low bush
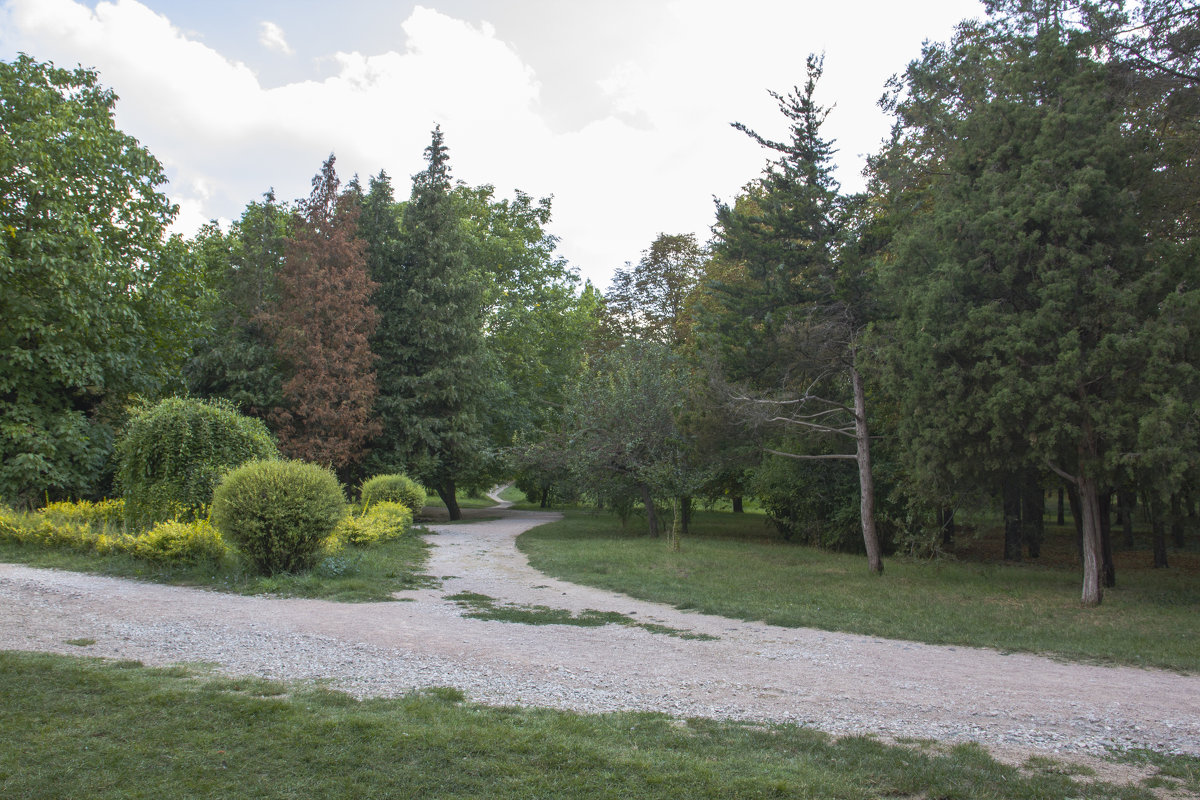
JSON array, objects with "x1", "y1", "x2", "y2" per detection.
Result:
[
  {"x1": 116, "y1": 397, "x2": 279, "y2": 532},
  {"x1": 127, "y1": 519, "x2": 226, "y2": 565},
  {"x1": 39, "y1": 498, "x2": 125, "y2": 533},
  {"x1": 336, "y1": 501, "x2": 413, "y2": 547},
  {"x1": 359, "y1": 474, "x2": 426, "y2": 513},
  {"x1": 1, "y1": 501, "x2": 227, "y2": 565},
  {"x1": 211, "y1": 460, "x2": 346, "y2": 575}
]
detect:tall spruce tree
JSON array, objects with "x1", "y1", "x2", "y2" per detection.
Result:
[
  {"x1": 704, "y1": 55, "x2": 885, "y2": 573},
  {"x1": 371, "y1": 127, "x2": 490, "y2": 519},
  {"x1": 267, "y1": 155, "x2": 379, "y2": 479}
]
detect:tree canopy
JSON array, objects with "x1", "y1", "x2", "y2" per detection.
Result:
[{"x1": 0, "y1": 55, "x2": 204, "y2": 505}]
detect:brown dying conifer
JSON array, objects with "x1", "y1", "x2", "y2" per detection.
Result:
[{"x1": 268, "y1": 155, "x2": 380, "y2": 477}]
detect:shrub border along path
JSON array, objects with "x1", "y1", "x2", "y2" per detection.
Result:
[{"x1": 1, "y1": 493, "x2": 1197, "y2": 788}]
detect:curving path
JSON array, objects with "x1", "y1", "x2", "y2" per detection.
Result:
[{"x1": 2, "y1": 495, "x2": 1198, "y2": 780}]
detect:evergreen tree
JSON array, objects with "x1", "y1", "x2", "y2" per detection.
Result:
[
  {"x1": 372, "y1": 127, "x2": 490, "y2": 519},
  {"x1": 877, "y1": 1, "x2": 1200, "y2": 604},
  {"x1": 704, "y1": 55, "x2": 885, "y2": 573},
  {"x1": 185, "y1": 192, "x2": 289, "y2": 421},
  {"x1": 267, "y1": 155, "x2": 379, "y2": 479}
]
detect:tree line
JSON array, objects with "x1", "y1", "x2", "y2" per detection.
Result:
[{"x1": 2, "y1": 0, "x2": 1197, "y2": 605}]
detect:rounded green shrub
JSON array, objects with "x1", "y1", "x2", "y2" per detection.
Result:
[
  {"x1": 116, "y1": 397, "x2": 279, "y2": 532},
  {"x1": 211, "y1": 459, "x2": 346, "y2": 575},
  {"x1": 359, "y1": 473, "x2": 426, "y2": 513}
]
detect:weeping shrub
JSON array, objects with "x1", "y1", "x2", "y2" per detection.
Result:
[
  {"x1": 211, "y1": 459, "x2": 346, "y2": 575},
  {"x1": 116, "y1": 397, "x2": 278, "y2": 531}
]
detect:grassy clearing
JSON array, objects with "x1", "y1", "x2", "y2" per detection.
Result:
[
  {"x1": 0, "y1": 529, "x2": 435, "y2": 603},
  {"x1": 517, "y1": 510, "x2": 1200, "y2": 672},
  {"x1": 0, "y1": 650, "x2": 1154, "y2": 800},
  {"x1": 421, "y1": 491, "x2": 499, "y2": 511},
  {"x1": 446, "y1": 591, "x2": 717, "y2": 640}
]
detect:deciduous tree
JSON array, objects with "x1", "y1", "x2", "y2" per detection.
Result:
[{"x1": 0, "y1": 56, "x2": 205, "y2": 504}]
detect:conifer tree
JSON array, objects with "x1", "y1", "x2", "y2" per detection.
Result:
[
  {"x1": 267, "y1": 155, "x2": 379, "y2": 478},
  {"x1": 372, "y1": 127, "x2": 490, "y2": 519},
  {"x1": 704, "y1": 55, "x2": 885, "y2": 573},
  {"x1": 877, "y1": 2, "x2": 1200, "y2": 604}
]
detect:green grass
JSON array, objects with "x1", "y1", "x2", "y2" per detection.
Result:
[
  {"x1": 517, "y1": 510, "x2": 1200, "y2": 672},
  {"x1": 1109, "y1": 749, "x2": 1200, "y2": 795},
  {"x1": 446, "y1": 591, "x2": 717, "y2": 640},
  {"x1": 421, "y1": 491, "x2": 499, "y2": 511},
  {"x1": 0, "y1": 650, "x2": 1154, "y2": 800},
  {"x1": 0, "y1": 529, "x2": 436, "y2": 603}
]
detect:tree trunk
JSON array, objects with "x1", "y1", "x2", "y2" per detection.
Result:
[
  {"x1": 1066, "y1": 483, "x2": 1083, "y2": 558},
  {"x1": 1057, "y1": 487, "x2": 1065, "y2": 526},
  {"x1": 851, "y1": 366, "x2": 883, "y2": 575},
  {"x1": 1118, "y1": 488, "x2": 1136, "y2": 548},
  {"x1": 1021, "y1": 472, "x2": 1044, "y2": 559},
  {"x1": 438, "y1": 480, "x2": 462, "y2": 521},
  {"x1": 1099, "y1": 490, "x2": 1115, "y2": 588},
  {"x1": 539, "y1": 488, "x2": 549, "y2": 509},
  {"x1": 1076, "y1": 473, "x2": 1104, "y2": 606},
  {"x1": 680, "y1": 495, "x2": 692, "y2": 535},
  {"x1": 1002, "y1": 474, "x2": 1023, "y2": 562},
  {"x1": 938, "y1": 507, "x2": 956, "y2": 549},
  {"x1": 732, "y1": 496, "x2": 744, "y2": 514},
  {"x1": 639, "y1": 483, "x2": 659, "y2": 537},
  {"x1": 1149, "y1": 494, "x2": 1169, "y2": 569},
  {"x1": 1171, "y1": 494, "x2": 1186, "y2": 549}
]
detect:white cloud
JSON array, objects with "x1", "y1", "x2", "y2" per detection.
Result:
[
  {"x1": 258, "y1": 20, "x2": 293, "y2": 55},
  {"x1": 0, "y1": 0, "x2": 984, "y2": 286}
]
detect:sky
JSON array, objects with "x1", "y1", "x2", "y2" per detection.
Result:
[{"x1": 0, "y1": 0, "x2": 985, "y2": 288}]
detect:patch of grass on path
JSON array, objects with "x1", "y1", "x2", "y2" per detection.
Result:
[
  {"x1": 446, "y1": 591, "x2": 717, "y2": 640},
  {"x1": 517, "y1": 511, "x2": 1200, "y2": 672},
  {"x1": 1108, "y1": 749, "x2": 1200, "y2": 795},
  {"x1": 0, "y1": 651, "x2": 1153, "y2": 800},
  {"x1": 0, "y1": 529, "x2": 435, "y2": 603}
]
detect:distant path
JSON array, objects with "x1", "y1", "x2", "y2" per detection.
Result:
[{"x1": 2, "y1": 499, "x2": 1198, "y2": 785}]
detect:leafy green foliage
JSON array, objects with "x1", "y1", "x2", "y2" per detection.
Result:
[
  {"x1": 125, "y1": 518, "x2": 226, "y2": 565},
  {"x1": 605, "y1": 233, "x2": 707, "y2": 346},
  {"x1": 0, "y1": 55, "x2": 207, "y2": 505},
  {"x1": 359, "y1": 473, "x2": 426, "y2": 512},
  {"x1": 38, "y1": 498, "x2": 126, "y2": 532},
  {"x1": 185, "y1": 196, "x2": 290, "y2": 420},
  {"x1": 335, "y1": 500, "x2": 412, "y2": 546},
  {"x1": 116, "y1": 397, "x2": 279, "y2": 532},
  {"x1": 1, "y1": 501, "x2": 226, "y2": 565},
  {"x1": 562, "y1": 342, "x2": 705, "y2": 534},
  {"x1": 210, "y1": 459, "x2": 346, "y2": 575}
]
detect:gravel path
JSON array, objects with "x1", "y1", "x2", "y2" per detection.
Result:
[{"x1": 3, "y1": 496, "x2": 1198, "y2": 782}]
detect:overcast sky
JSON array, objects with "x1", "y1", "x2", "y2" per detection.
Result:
[{"x1": 1, "y1": 0, "x2": 984, "y2": 288}]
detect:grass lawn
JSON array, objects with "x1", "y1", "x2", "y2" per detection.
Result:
[
  {"x1": 517, "y1": 509, "x2": 1200, "y2": 673},
  {"x1": 0, "y1": 530, "x2": 434, "y2": 603},
  {"x1": 0, "y1": 650, "x2": 1163, "y2": 800}
]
